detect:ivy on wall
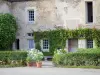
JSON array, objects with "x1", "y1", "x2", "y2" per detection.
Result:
[{"x1": 34, "y1": 28, "x2": 100, "y2": 54}]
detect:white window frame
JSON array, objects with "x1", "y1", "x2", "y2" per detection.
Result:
[
  {"x1": 41, "y1": 39, "x2": 49, "y2": 52},
  {"x1": 27, "y1": 33, "x2": 33, "y2": 37},
  {"x1": 25, "y1": 7, "x2": 36, "y2": 24}
]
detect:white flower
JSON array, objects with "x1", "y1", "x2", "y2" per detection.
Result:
[{"x1": 26, "y1": 48, "x2": 44, "y2": 62}]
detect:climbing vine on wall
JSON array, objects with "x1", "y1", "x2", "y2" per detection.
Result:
[{"x1": 34, "y1": 28, "x2": 100, "y2": 54}]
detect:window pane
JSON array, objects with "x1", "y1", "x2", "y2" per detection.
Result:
[
  {"x1": 87, "y1": 40, "x2": 93, "y2": 48},
  {"x1": 27, "y1": 33, "x2": 33, "y2": 36},
  {"x1": 28, "y1": 10, "x2": 34, "y2": 21},
  {"x1": 29, "y1": 39, "x2": 34, "y2": 49},
  {"x1": 43, "y1": 39, "x2": 49, "y2": 49}
]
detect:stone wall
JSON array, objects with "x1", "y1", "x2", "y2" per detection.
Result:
[
  {"x1": 1, "y1": 0, "x2": 100, "y2": 50},
  {"x1": 0, "y1": 1, "x2": 11, "y2": 13},
  {"x1": 11, "y1": 0, "x2": 60, "y2": 50},
  {"x1": 55, "y1": 0, "x2": 100, "y2": 29}
]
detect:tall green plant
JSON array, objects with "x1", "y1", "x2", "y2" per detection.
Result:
[{"x1": 0, "y1": 13, "x2": 17, "y2": 50}]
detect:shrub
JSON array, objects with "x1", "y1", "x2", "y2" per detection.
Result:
[
  {"x1": 53, "y1": 49, "x2": 100, "y2": 66},
  {"x1": 77, "y1": 48, "x2": 100, "y2": 53},
  {"x1": 52, "y1": 49, "x2": 66, "y2": 65},
  {"x1": 34, "y1": 51, "x2": 44, "y2": 62},
  {"x1": 43, "y1": 52, "x2": 53, "y2": 56},
  {"x1": 26, "y1": 49, "x2": 37, "y2": 63},
  {"x1": 26, "y1": 49, "x2": 44, "y2": 63},
  {"x1": 0, "y1": 13, "x2": 17, "y2": 50},
  {"x1": 0, "y1": 51, "x2": 27, "y2": 67}
]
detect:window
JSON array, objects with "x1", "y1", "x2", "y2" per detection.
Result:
[
  {"x1": 26, "y1": 7, "x2": 36, "y2": 23},
  {"x1": 86, "y1": 2, "x2": 93, "y2": 23},
  {"x1": 28, "y1": 39, "x2": 35, "y2": 49},
  {"x1": 43, "y1": 39, "x2": 49, "y2": 49},
  {"x1": 87, "y1": 40, "x2": 93, "y2": 48},
  {"x1": 28, "y1": 10, "x2": 34, "y2": 22},
  {"x1": 27, "y1": 33, "x2": 33, "y2": 36}
]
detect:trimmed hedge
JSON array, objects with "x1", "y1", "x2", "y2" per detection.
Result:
[
  {"x1": 0, "y1": 51, "x2": 27, "y2": 67},
  {"x1": 53, "y1": 49, "x2": 100, "y2": 66},
  {"x1": 0, "y1": 51, "x2": 54, "y2": 67},
  {"x1": 43, "y1": 52, "x2": 53, "y2": 56}
]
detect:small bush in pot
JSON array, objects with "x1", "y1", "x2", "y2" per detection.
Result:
[
  {"x1": 26, "y1": 49, "x2": 37, "y2": 67},
  {"x1": 34, "y1": 50, "x2": 44, "y2": 68},
  {"x1": 26, "y1": 49, "x2": 44, "y2": 67}
]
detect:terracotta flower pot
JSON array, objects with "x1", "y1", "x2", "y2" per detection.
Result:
[
  {"x1": 33, "y1": 62, "x2": 37, "y2": 66},
  {"x1": 27, "y1": 62, "x2": 36, "y2": 67},
  {"x1": 36, "y1": 62, "x2": 42, "y2": 68},
  {"x1": 27, "y1": 62, "x2": 33, "y2": 67}
]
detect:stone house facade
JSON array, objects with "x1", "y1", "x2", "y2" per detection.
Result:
[{"x1": 0, "y1": 0, "x2": 100, "y2": 52}]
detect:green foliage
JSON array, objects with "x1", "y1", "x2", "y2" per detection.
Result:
[
  {"x1": 34, "y1": 28, "x2": 100, "y2": 54},
  {"x1": 78, "y1": 48, "x2": 100, "y2": 53},
  {"x1": 43, "y1": 52, "x2": 53, "y2": 56},
  {"x1": 26, "y1": 57, "x2": 33, "y2": 63},
  {"x1": 26, "y1": 49, "x2": 37, "y2": 63},
  {"x1": 53, "y1": 49, "x2": 100, "y2": 66},
  {"x1": 0, "y1": 51, "x2": 27, "y2": 67},
  {"x1": 34, "y1": 28, "x2": 67, "y2": 54},
  {"x1": 34, "y1": 51, "x2": 44, "y2": 62},
  {"x1": 0, "y1": 13, "x2": 17, "y2": 50},
  {"x1": 53, "y1": 49, "x2": 66, "y2": 65},
  {"x1": 26, "y1": 49, "x2": 44, "y2": 62}
]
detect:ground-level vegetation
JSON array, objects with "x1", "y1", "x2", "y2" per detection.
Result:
[
  {"x1": 53, "y1": 48, "x2": 100, "y2": 68},
  {"x1": 0, "y1": 48, "x2": 100, "y2": 68},
  {"x1": 0, "y1": 51, "x2": 27, "y2": 67}
]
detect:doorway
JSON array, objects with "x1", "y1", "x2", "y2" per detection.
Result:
[
  {"x1": 68, "y1": 39, "x2": 78, "y2": 52},
  {"x1": 15, "y1": 39, "x2": 20, "y2": 50}
]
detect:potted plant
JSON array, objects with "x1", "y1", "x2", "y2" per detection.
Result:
[
  {"x1": 26, "y1": 57, "x2": 34, "y2": 66},
  {"x1": 34, "y1": 50, "x2": 44, "y2": 68},
  {"x1": 26, "y1": 49, "x2": 37, "y2": 67}
]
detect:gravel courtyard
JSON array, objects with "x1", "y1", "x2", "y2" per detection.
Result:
[{"x1": 0, "y1": 61, "x2": 100, "y2": 75}]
